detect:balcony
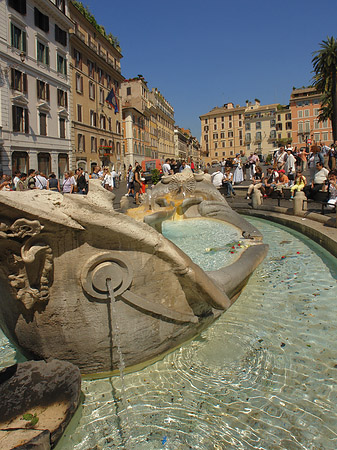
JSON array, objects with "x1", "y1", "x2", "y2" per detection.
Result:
[
  {"x1": 75, "y1": 28, "x2": 86, "y2": 43},
  {"x1": 89, "y1": 40, "x2": 98, "y2": 53},
  {"x1": 99, "y1": 49, "x2": 107, "y2": 61}
]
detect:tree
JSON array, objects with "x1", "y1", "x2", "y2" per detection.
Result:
[{"x1": 312, "y1": 36, "x2": 337, "y2": 142}]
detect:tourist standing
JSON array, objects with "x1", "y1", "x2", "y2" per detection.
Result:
[
  {"x1": 233, "y1": 154, "x2": 243, "y2": 184},
  {"x1": 133, "y1": 165, "x2": 142, "y2": 205},
  {"x1": 26, "y1": 169, "x2": 37, "y2": 189},
  {"x1": 62, "y1": 171, "x2": 75, "y2": 194},
  {"x1": 47, "y1": 173, "x2": 60, "y2": 192},
  {"x1": 102, "y1": 167, "x2": 113, "y2": 192},
  {"x1": 162, "y1": 158, "x2": 171, "y2": 176}
]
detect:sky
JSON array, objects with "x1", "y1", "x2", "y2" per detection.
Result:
[{"x1": 84, "y1": 0, "x2": 337, "y2": 140}]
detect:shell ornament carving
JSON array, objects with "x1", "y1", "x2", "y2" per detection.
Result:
[
  {"x1": 167, "y1": 172, "x2": 196, "y2": 196},
  {"x1": 0, "y1": 219, "x2": 53, "y2": 310}
]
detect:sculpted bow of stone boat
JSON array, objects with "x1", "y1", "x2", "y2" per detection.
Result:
[{"x1": 0, "y1": 172, "x2": 267, "y2": 375}]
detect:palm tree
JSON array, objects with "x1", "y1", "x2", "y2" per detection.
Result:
[{"x1": 312, "y1": 36, "x2": 337, "y2": 142}]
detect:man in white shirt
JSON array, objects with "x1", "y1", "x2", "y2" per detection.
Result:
[
  {"x1": 304, "y1": 162, "x2": 329, "y2": 199},
  {"x1": 274, "y1": 146, "x2": 287, "y2": 170},
  {"x1": 162, "y1": 158, "x2": 171, "y2": 176},
  {"x1": 320, "y1": 142, "x2": 331, "y2": 169},
  {"x1": 211, "y1": 170, "x2": 224, "y2": 188},
  {"x1": 35, "y1": 171, "x2": 47, "y2": 189}
]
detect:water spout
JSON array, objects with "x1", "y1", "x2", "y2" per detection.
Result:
[{"x1": 106, "y1": 278, "x2": 132, "y2": 448}]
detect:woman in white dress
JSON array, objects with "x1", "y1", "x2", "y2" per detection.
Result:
[{"x1": 233, "y1": 154, "x2": 243, "y2": 184}]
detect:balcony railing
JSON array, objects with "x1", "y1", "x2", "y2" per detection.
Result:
[
  {"x1": 75, "y1": 29, "x2": 86, "y2": 43},
  {"x1": 89, "y1": 40, "x2": 98, "y2": 53}
]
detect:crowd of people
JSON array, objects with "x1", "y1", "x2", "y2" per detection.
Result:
[
  {"x1": 0, "y1": 165, "x2": 121, "y2": 195},
  {"x1": 210, "y1": 143, "x2": 337, "y2": 211}
]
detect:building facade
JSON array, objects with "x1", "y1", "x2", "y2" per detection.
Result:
[
  {"x1": 121, "y1": 77, "x2": 151, "y2": 167},
  {"x1": 274, "y1": 105, "x2": 292, "y2": 146},
  {"x1": 244, "y1": 100, "x2": 279, "y2": 159},
  {"x1": 69, "y1": 1, "x2": 124, "y2": 174},
  {"x1": 290, "y1": 87, "x2": 333, "y2": 148},
  {"x1": 200, "y1": 102, "x2": 245, "y2": 164},
  {"x1": 174, "y1": 127, "x2": 188, "y2": 160},
  {"x1": 148, "y1": 88, "x2": 175, "y2": 160},
  {"x1": 0, "y1": 0, "x2": 73, "y2": 176}
]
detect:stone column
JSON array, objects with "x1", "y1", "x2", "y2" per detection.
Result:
[
  {"x1": 50, "y1": 151, "x2": 59, "y2": 175},
  {"x1": 293, "y1": 191, "x2": 307, "y2": 216},
  {"x1": 29, "y1": 150, "x2": 38, "y2": 171}
]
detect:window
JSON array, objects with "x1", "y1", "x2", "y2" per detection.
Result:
[
  {"x1": 213, "y1": 133, "x2": 218, "y2": 140},
  {"x1": 221, "y1": 123, "x2": 224, "y2": 129},
  {"x1": 39, "y1": 112, "x2": 47, "y2": 135},
  {"x1": 305, "y1": 121, "x2": 310, "y2": 132},
  {"x1": 91, "y1": 137, "x2": 97, "y2": 153},
  {"x1": 222, "y1": 141, "x2": 225, "y2": 148},
  {"x1": 256, "y1": 121, "x2": 261, "y2": 130},
  {"x1": 314, "y1": 132, "x2": 320, "y2": 142},
  {"x1": 214, "y1": 124, "x2": 217, "y2": 130},
  {"x1": 220, "y1": 132, "x2": 225, "y2": 139},
  {"x1": 270, "y1": 130, "x2": 276, "y2": 138},
  {"x1": 36, "y1": 80, "x2": 49, "y2": 101},
  {"x1": 214, "y1": 142, "x2": 218, "y2": 149},
  {"x1": 286, "y1": 122, "x2": 292, "y2": 130},
  {"x1": 228, "y1": 131, "x2": 233, "y2": 138},
  {"x1": 57, "y1": 89, "x2": 68, "y2": 107},
  {"x1": 214, "y1": 118, "x2": 216, "y2": 123},
  {"x1": 11, "y1": 23, "x2": 26, "y2": 52},
  {"x1": 277, "y1": 114, "x2": 281, "y2": 121},
  {"x1": 204, "y1": 126, "x2": 208, "y2": 132},
  {"x1": 88, "y1": 60, "x2": 94, "y2": 78},
  {"x1": 74, "y1": 49, "x2": 82, "y2": 70},
  {"x1": 221, "y1": 116, "x2": 224, "y2": 122},
  {"x1": 255, "y1": 132, "x2": 262, "y2": 141},
  {"x1": 285, "y1": 113, "x2": 291, "y2": 121},
  {"x1": 205, "y1": 119, "x2": 208, "y2": 124},
  {"x1": 99, "y1": 88, "x2": 104, "y2": 104},
  {"x1": 11, "y1": 69, "x2": 27, "y2": 92},
  {"x1": 126, "y1": 86, "x2": 131, "y2": 96},
  {"x1": 108, "y1": 117, "x2": 112, "y2": 131},
  {"x1": 34, "y1": 8, "x2": 49, "y2": 33},
  {"x1": 245, "y1": 132, "x2": 251, "y2": 142},
  {"x1": 298, "y1": 110, "x2": 303, "y2": 118},
  {"x1": 229, "y1": 141, "x2": 233, "y2": 147},
  {"x1": 89, "y1": 81, "x2": 95, "y2": 100},
  {"x1": 239, "y1": 121, "x2": 242, "y2": 127},
  {"x1": 9, "y1": 0, "x2": 26, "y2": 15},
  {"x1": 12, "y1": 105, "x2": 29, "y2": 133},
  {"x1": 59, "y1": 118, "x2": 65, "y2": 138},
  {"x1": 228, "y1": 115, "x2": 232, "y2": 121},
  {"x1": 90, "y1": 110, "x2": 97, "y2": 127},
  {"x1": 57, "y1": 53, "x2": 67, "y2": 75},
  {"x1": 245, "y1": 123, "x2": 250, "y2": 130},
  {"x1": 298, "y1": 122, "x2": 303, "y2": 132},
  {"x1": 99, "y1": 114, "x2": 106, "y2": 130},
  {"x1": 229, "y1": 122, "x2": 232, "y2": 128},
  {"x1": 98, "y1": 68, "x2": 104, "y2": 84},
  {"x1": 304, "y1": 109, "x2": 309, "y2": 117},
  {"x1": 76, "y1": 73, "x2": 83, "y2": 93},
  {"x1": 37, "y1": 40, "x2": 49, "y2": 65},
  {"x1": 78, "y1": 134, "x2": 85, "y2": 152},
  {"x1": 322, "y1": 120, "x2": 328, "y2": 128},
  {"x1": 56, "y1": 0, "x2": 65, "y2": 13},
  {"x1": 77, "y1": 104, "x2": 82, "y2": 122},
  {"x1": 276, "y1": 123, "x2": 282, "y2": 131},
  {"x1": 55, "y1": 25, "x2": 67, "y2": 46},
  {"x1": 322, "y1": 132, "x2": 328, "y2": 140}
]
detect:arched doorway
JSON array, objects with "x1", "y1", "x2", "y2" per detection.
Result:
[{"x1": 12, "y1": 151, "x2": 28, "y2": 174}]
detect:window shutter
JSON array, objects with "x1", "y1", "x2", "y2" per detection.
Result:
[
  {"x1": 46, "y1": 84, "x2": 50, "y2": 101},
  {"x1": 46, "y1": 47, "x2": 49, "y2": 65},
  {"x1": 23, "y1": 73, "x2": 27, "y2": 93},
  {"x1": 10, "y1": 68, "x2": 14, "y2": 89},
  {"x1": 80, "y1": 76, "x2": 83, "y2": 93},
  {"x1": 36, "y1": 79, "x2": 40, "y2": 98},
  {"x1": 57, "y1": 89, "x2": 60, "y2": 106},
  {"x1": 10, "y1": 23, "x2": 14, "y2": 46},
  {"x1": 22, "y1": 30, "x2": 26, "y2": 53},
  {"x1": 65, "y1": 91, "x2": 68, "y2": 108},
  {"x1": 24, "y1": 108, "x2": 29, "y2": 133}
]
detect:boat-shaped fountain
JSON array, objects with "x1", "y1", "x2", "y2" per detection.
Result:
[{"x1": 0, "y1": 170, "x2": 268, "y2": 375}]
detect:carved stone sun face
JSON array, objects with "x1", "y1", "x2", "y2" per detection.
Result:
[{"x1": 167, "y1": 172, "x2": 196, "y2": 196}]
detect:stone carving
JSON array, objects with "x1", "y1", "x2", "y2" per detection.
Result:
[
  {"x1": 0, "y1": 218, "x2": 53, "y2": 310},
  {"x1": 0, "y1": 184, "x2": 267, "y2": 375}
]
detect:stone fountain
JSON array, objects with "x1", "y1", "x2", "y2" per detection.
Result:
[{"x1": 0, "y1": 171, "x2": 268, "y2": 375}]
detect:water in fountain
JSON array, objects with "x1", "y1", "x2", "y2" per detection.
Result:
[{"x1": 2, "y1": 217, "x2": 337, "y2": 449}]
